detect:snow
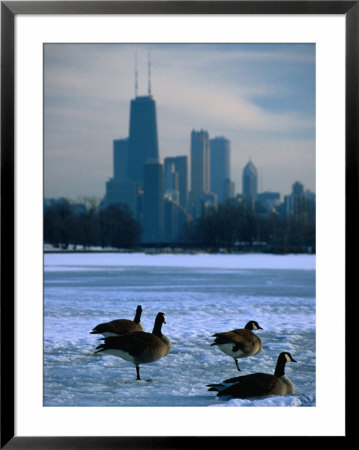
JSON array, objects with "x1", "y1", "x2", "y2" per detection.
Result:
[
  {"x1": 44, "y1": 251, "x2": 315, "y2": 271},
  {"x1": 44, "y1": 252, "x2": 316, "y2": 407}
]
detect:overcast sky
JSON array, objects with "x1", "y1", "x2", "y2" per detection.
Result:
[{"x1": 44, "y1": 43, "x2": 315, "y2": 201}]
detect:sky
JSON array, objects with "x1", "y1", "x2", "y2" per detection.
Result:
[{"x1": 44, "y1": 43, "x2": 315, "y2": 201}]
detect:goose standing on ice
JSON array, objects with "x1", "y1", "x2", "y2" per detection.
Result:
[
  {"x1": 210, "y1": 320, "x2": 263, "y2": 371},
  {"x1": 90, "y1": 305, "x2": 144, "y2": 337},
  {"x1": 94, "y1": 312, "x2": 171, "y2": 381},
  {"x1": 207, "y1": 351, "x2": 297, "y2": 398}
]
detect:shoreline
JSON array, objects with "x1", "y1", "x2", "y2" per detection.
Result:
[{"x1": 44, "y1": 247, "x2": 315, "y2": 256}]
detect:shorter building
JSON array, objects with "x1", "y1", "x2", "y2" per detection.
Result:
[
  {"x1": 223, "y1": 178, "x2": 236, "y2": 202},
  {"x1": 284, "y1": 181, "x2": 315, "y2": 224},
  {"x1": 164, "y1": 198, "x2": 190, "y2": 243},
  {"x1": 256, "y1": 192, "x2": 281, "y2": 213},
  {"x1": 113, "y1": 138, "x2": 129, "y2": 181},
  {"x1": 242, "y1": 160, "x2": 258, "y2": 204},
  {"x1": 102, "y1": 178, "x2": 142, "y2": 222}
]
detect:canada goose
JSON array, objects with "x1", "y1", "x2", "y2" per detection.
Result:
[
  {"x1": 207, "y1": 351, "x2": 297, "y2": 398},
  {"x1": 95, "y1": 312, "x2": 171, "y2": 380},
  {"x1": 90, "y1": 305, "x2": 144, "y2": 337},
  {"x1": 210, "y1": 320, "x2": 263, "y2": 371}
]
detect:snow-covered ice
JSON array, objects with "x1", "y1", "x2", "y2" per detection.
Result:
[{"x1": 44, "y1": 252, "x2": 316, "y2": 407}]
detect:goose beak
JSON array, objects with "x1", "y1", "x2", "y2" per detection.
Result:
[{"x1": 291, "y1": 358, "x2": 297, "y2": 363}]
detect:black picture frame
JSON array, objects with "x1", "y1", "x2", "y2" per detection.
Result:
[{"x1": 1, "y1": 1, "x2": 354, "y2": 447}]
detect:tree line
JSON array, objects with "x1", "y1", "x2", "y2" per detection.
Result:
[
  {"x1": 188, "y1": 199, "x2": 315, "y2": 253},
  {"x1": 44, "y1": 198, "x2": 140, "y2": 249},
  {"x1": 44, "y1": 197, "x2": 315, "y2": 253}
]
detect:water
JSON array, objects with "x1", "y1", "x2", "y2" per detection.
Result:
[{"x1": 44, "y1": 252, "x2": 315, "y2": 407}]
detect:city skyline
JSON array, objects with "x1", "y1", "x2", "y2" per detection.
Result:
[{"x1": 44, "y1": 43, "x2": 315, "y2": 201}]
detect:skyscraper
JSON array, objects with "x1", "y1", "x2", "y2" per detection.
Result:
[
  {"x1": 113, "y1": 138, "x2": 129, "y2": 181},
  {"x1": 143, "y1": 159, "x2": 164, "y2": 243},
  {"x1": 284, "y1": 181, "x2": 309, "y2": 223},
  {"x1": 210, "y1": 136, "x2": 230, "y2": 203},
  {"x1": 164, "y1": 157, "x2": 179, "y2": 204},
  {"x1": 103, "y1": 178, "x2": 141, "y2": 221},
  {"x1": 223, "y1": 178, "x2": 236, "y2": 201},
  {"x1": 103, "y1": 137, "x2": 141, "y2": 221},
  {"x1": 164, "y1": 155, "x2": 188, "y2": 210},
  {"x1": 127, "y1": 95, "x2": 159, "y2": 188},
  {"x1": 174, "y1": 156, "x2": 189, "y2": 211},
  {"x1": 242, "y1": 160, "x2": 258, "y2": 203},
  {"x1": 190, "y1": 129, "x2": 210, "y2": 205}
]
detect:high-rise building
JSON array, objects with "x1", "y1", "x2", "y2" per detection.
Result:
[
  {"x1": 223, "y1": 178, "x2": 236, "y2": 201},
  {"x1": 113, "y1": 138, "x2": 129, "y2": 181},
  {"x1": 164, "y1": 155, "x2": 188, "y2": 210},
  {"x1": 103, "y1": 137, "x2": 141, "y2": 220},
  {"x1": 164, "y1": 198, "x2": 190, "y2": 243},
  {"x1": 242, "y1": 160, "x2": 258, "y2": 203},
  {"x1": 284, "y1": 181, "x2": 315, "y2": 225},
  {"x1": 127, "y1": 95, "x2": 159, "y2": 188},
  {"x1": 164, "y1": 158, "x2": 179, "y2": 204},
  {"x1": 190, "y1": 129, "x2": 210, "y2": 206},
  {"x1": 103, "y1": 178, "x2": 141, "y2": 221},
  {"x1": 257, "y1": 192, "x2": 281, "y2": 212},
  {"x1": 174, "y1": 156, "x2": 189, "y2": 210},
  {"x1": 210, "y1": 136, "x2": 231, "y2": 203},
  {"x1": 142, "y1": 159, "x2": 164, "y2": 243}
]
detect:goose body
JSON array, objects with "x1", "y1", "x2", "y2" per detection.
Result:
[
  {"x1": 95, "y1": 312, "x2": 171, "y2": 380},
  {"x1": 90, "y1": 305, "x2": 144, "y2": 337},
  {"x1": 211, "y1": 320, "x2": 263, "y2": 371},
  {"x1": 208, "y1": 352, "x2": 297, "y2": 398}
]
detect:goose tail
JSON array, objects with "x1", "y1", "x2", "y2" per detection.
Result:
[
  {"x1": 94, "y1": 343, "x2": 105, "y2": 353},
  {"x1": 207, "y1": 383, "x2": 225, "y2": 392}
]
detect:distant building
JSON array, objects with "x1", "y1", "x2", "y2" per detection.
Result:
[
  {"x1": 127, "y1": 95, "x2": 159, "y2": 188},
  {"x1": 113, "y1": 138, "x2": 129, "y2": 181},
  {"x1": 210, "y1": 136, "x2": 231, "y2": 203},
  {"x1": 173, "y1": 156, "x2": 188, "y2": 211},
  {"x1": 292, "y1": 180, "x2": 305, "y2": 197},
  {"x1": 103, "y1": 178, "x2": 141, "y2": 221},
  {"x1": 102, "y1": 137, "x2": 141, "y2": 220},
  {"x1": 164, "y1": 155, "x2": 188, "y2": 210},
  {"x1": 242, "y1": 160, "x2": 258, "y2": 205},
  {"x1": 164, "y1": 198, "x2": 190, "y2": 243},
  {"x1": 189, "y1": 129, "x2": 212, "y2": 218},
  {"x1": 284, "y1": 181, "x2": 315, "y2": 224},
  {"x1": 202, "y1": 192, "x2": 218, "y2": 212},
  {"x1": 142, "y1": 159, "x2": 164, "y2": 243},
  {"x1": 223, "y1": 178, "x2": 236, "y2": 202},
  {"x1": 44, "y1": 198, "x2": 57, "y2": 212},
  {"x1": 190, "y1": 130, "x2": 210, "y2": 203},
  {"x1": 257, "y1": 191, "x2": 281, "y2": 212},
  {"x1": 164, "y1": 158, "x2": 180, "y2": 204}
]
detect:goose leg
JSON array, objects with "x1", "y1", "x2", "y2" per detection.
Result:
[
  {"x1": 235, "y1": 359, "x2": 241, "y2": 371},
  {"x1": 136, "y1": 365, "x2": 141, "y2": 380}
]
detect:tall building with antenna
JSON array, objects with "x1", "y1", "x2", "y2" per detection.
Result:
[{"x1": 127, "y1": 53, "x2": 159, "y2": 188}]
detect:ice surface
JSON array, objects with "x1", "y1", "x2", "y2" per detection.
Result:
[
  {"x1": 44, "y1": 252, "x2": 316, "y2": 407},
  {"x1": 44, "y1": 251, "x2": 315, "y2": 271}
]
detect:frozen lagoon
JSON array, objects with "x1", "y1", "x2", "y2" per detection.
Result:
[{"x1": 44, "y1": 252, "x2": 316, "y2": 407}]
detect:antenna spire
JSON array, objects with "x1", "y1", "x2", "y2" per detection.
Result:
[
  {"x1": 135, "y1": 52, "x2": 138, "y2": 97},
  {"x1": 148, "y1": 51, "x2": 152, "y2": 96}
]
